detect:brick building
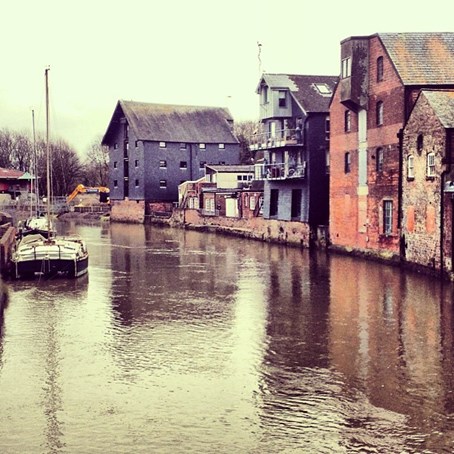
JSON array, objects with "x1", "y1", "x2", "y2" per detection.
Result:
[
  {"x1": 401, "y1": 90, "x2": 454, "y2": 276},
  {"x1": 329, "y1": 32, "x2": 454, "y2": 259}
]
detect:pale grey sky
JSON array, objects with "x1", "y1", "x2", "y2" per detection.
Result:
[{"x1": 0, "y1": 0, "x2": 452, "y2": 156}]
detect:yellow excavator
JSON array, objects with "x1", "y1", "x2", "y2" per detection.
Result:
[{"x1": 67, "y1": 184, "x2": 110, "y2": 204}]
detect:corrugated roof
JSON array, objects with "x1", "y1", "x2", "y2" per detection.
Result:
[
  {"x1": 103, "y1": 101, "x2": 239, "y2": 144},
  {"x1": 423, "y1": 90, "x2": 454, "y2": 128},
  {"x1": 379, "y1": 32, "x2": 454, "y2": 85},
  {"x1": 259, "y1": 74, "x2": 339, "y2": 113},
  {"x1": 0, "y1": 167, "x2": 25, "y2": 179},
  {"x1": 206, "y1": 164, "x2": 254, "y2": 173}
]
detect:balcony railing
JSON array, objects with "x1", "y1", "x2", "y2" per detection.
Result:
[
  {"x1": 249, "y1": 128, "x2": 303, "y2": 151},
  {"x1": 254, "y1": 162, "x2": 306, "y2": 181}
]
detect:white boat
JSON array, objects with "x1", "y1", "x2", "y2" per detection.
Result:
[{"x1": 11, "y1": 68, "x2": 89, "y2": 279}]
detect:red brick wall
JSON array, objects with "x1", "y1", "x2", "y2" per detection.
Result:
[{"x1": 330, "y1": 35, "x2": 406, "y2": 256}]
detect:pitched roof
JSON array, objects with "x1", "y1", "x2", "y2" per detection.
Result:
[
  {"x1": 102, "y1": 101, "x2": 239, "y2": 145},
  {"x1": 0, "y1": 167, "x2": 25, "y2": 179},
  {"x1": 258, "y1": 74, "x2": 339, "y2": 113},
  {"x1": 422, "y1": 90, "x2": 454, "y2": 128},
  {"x1": 379, "y1": 32, "x2": 454, "y2": 85}
]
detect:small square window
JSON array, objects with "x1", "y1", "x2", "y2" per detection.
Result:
[
  {"x1": 159, "y1": 179, "x2": 167, "y2": 188},
  {"x1": 113, "y1": 161, "x2": 118, "y2": 169},
  {"x1": 135, "y1": 160, "x2": 139, "y2": 168},
  {"x1": 159, "y1": 160, "x2": 167, "y2": 168},
  {"x1": 219, "y1": 143, "x2": 225, "y2": 149},
  {"x1": 180, "y1": 143, "x2": 187, "y2": 150},
  {"x1": 199, "y1": 161, "x2": 206, "y2": 169},
  {"x1": 180, "y1": 161, "x2": 187, "y2": 169},
  {"x1": 159, "y1": 141, "x2": 166, "y2": 148},
  {"x1": 135, "y1": 179, "x2": 139, "y2": 187},
  {"x1": 199, "y1": 143, "x2": 206, "y2": 150}
]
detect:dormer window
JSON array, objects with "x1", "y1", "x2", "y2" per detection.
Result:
[{"x1": 278, "y1": 90, "x2": 287, "y2": 107}]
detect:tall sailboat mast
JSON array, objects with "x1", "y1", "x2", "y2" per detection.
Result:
[{"x1": 45, "y1": 67, "x2": 51, "y2": 237}]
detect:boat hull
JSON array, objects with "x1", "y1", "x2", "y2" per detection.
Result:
[
  {"x1": 14, "y1": 255, "x2": 88, "y2": 279},
  {"x1": 11, "y1": 234, "x2": 89, "y2": 279}
]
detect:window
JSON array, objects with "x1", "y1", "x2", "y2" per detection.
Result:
[
  {"x1": 325, "y1": 117, "x2": 330, "y2": 141},
  {"x1": 113, "y1": 179, "x2": 118, "y2": 188},
  {"x1": 180, "y1": 161, "x2": 187, "y2": 169},
  {"x1": 199, "y1": 161, "x2": 206, "y2": 169},
  {"x1": 344, "y1": 110, "x2": 351, "y2": 132},
  {"x1": 314, "y1": 83, "x2": 332, "y2": 95},
  {"x1": 218, "y1": 143, "x2": 225, "y2": 149},
  {"x1": 278, "y1": 90, "x2": 287, "y2": 107},
  {"x1": 383, "y1": 200, "x2": 393, "y2": 235},
  {"x1": 159, "y1": 179, "x2": 167, "y2": 188},
  {"x1": 125, "y1": 142, "x2": 129, "y2": 150},
  {"x1": 344, "y1": 152, "x2": 351, "y2": 173},
  {"x1": 407, "y1": 155, "x2": 415, "y2": 179},
  {"x1": 199, "y1": 143, "x2": 206, "y2": 150},
  {"x1": 135, "y1": 179, "x2": 139, "y2": 187},
  {"x1": 135, "y1": 140, "x2": 139, "y2": 148},
  {"x1": 262, "y1": 85, "x2": 269, "y2": 103},
  {"x1": 113, "y1": 161, "x2": 118, "y2": 169},
  {"x1": 376, "y1": 147, "x2": 384, "y2": 172},
  {"x1": 159, "y1": 160, "x2": 167, "y2": 168},
  {"x1": 114, "y1": 143, "x2": 118, "y2": 149},
  {"x1": 159, "y1": 141, "x2": 166, "y2": 148},
  {"x1": 325, "y1": 150, "x2": 330, "y2": 174},
  {"x1": 134, "y1": 160, "x2": 139, "y2": 168},
  {"x1": 250, "y1": 196, "x2": 256, "y2": 210},
  {"x1": 341, "y1": 57, "x2": 351, "y2": 78},
  {"x1": 417, "y1": 134, "x2": 424, "y2": 154},
  {"x1": 291, "y1": 189, "x2": 302, "y2": 219},
  {"x1": 376, "y1": 101, "x2": 384, "y2": 126},
  {"x1": 180, "y1": 143, "x2": 187, "y2": 150},
  {"x1": 427, "y1": 153, "x2": 435, "y2": 177},
  {"x1": 377, "y1": 56, "x2": 384, "y2": 82}
]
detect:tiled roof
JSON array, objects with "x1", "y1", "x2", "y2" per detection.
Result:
[
  {"x1": 422, "y1": 90, "x2": 454, "y2": 128},
  {"x1": 103, "y1": 101, "x2": 239, "y2": 144},
  {"x1": 379, "y1": 32, "x2": 454, "y2": 85},
  {"x1": 258, "y1": 74, "x2": 339, "y2": 113},
  {"x1": 0, "y1": 167, "x2": 25, "y2": 179}
]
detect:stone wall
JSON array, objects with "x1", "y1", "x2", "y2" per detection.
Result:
[
  {"x1": 110, "y1": 199, "x2": 146, "y2": 223},
  {"x1": 169, "y1": 208, "x2": 311, "y2": 247}
]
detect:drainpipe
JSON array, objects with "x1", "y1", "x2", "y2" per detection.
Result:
[
  {"x1": 440, "y1": 129, "x2": 453, "y2": 279},
  {"x1": 397, "y1": 128, "x2": 404, "y2": 258}
]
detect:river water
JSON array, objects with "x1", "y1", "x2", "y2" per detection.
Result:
[{"x1": 1, "y1": 222, "x2": 454, "y2": 453}]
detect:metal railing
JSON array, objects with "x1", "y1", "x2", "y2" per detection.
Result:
[
  {"x1": 254, "y1": 162, "x2": 306, "y2": 180},
  {"x1": 249, "y1": 128, "x2": 303, "y2": 150}
]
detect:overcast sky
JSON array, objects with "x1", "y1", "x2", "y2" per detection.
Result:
[{"x1": 0, "y1": 0, "x2": 452, "y2": 156}]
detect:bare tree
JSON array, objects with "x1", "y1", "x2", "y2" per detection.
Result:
[
  {"x1": 233, "y1": 120, "x2": 260, "y2": 164},
  {"x1": 83, "y1": 136, "x2": 109, "y2": 186},
  {"x1": 0, "y1": 128, "x2": 16, "y2": 167}
]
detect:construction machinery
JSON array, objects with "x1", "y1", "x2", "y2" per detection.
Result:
[{"x1": 67, "y1": 184, "x2": 110, "y2": 204}]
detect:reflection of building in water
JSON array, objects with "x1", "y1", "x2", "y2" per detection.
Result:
[{"x1": 328, "y1": 255, "x2": 454, "y2": 441}]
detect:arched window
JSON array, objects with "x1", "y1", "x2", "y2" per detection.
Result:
[
  {"x1": 376, "y1": 101, "x2": 384, "y2": 126},
  {"x1": 376, "y1": 147, "x2": 384, "y2": 172},
  {"x1": 344, "y1": 110, "x2": 351, "y2": 132},
  {"x1": 344, "y1": 152, "x2": 351, "y2": 173},
  {"x1": 417, "y1": 134, "x2": 424, "y2": 154},
  {"x1": 377, "y1": 56, "x2": 384, "y2": 82}
]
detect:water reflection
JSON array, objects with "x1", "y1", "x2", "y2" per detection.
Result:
[{"x1": 1, "y1": 223, "x2": 454, "y2": 452}]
